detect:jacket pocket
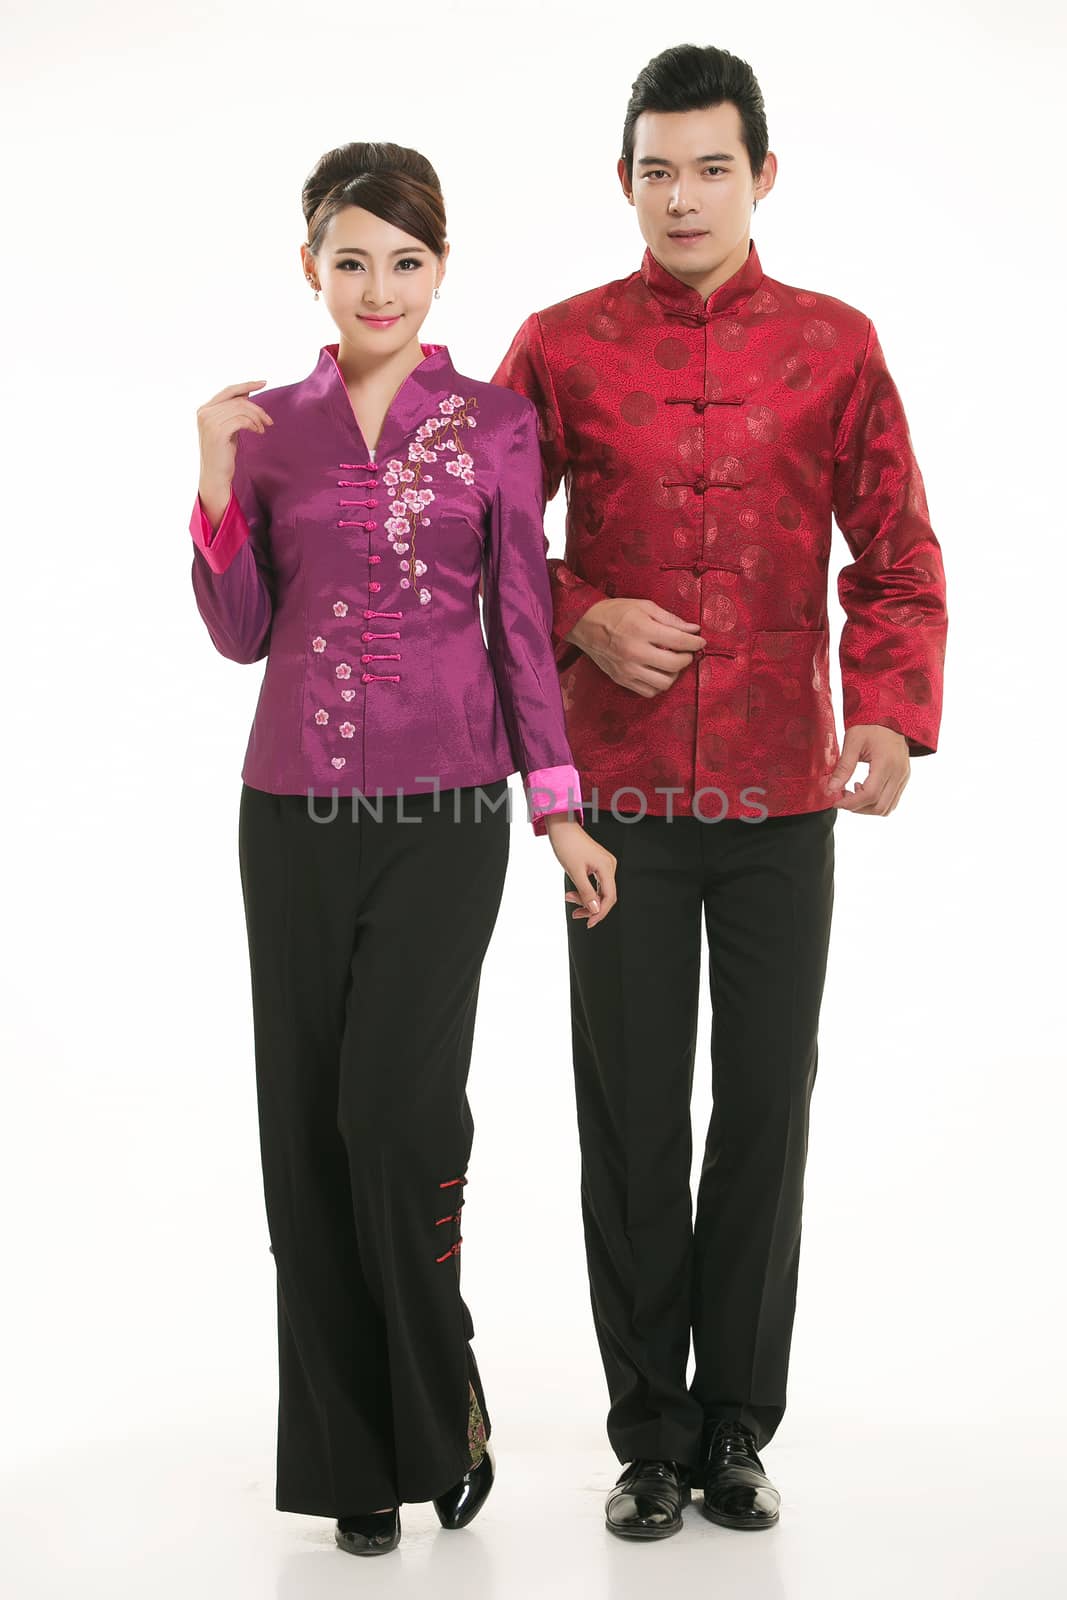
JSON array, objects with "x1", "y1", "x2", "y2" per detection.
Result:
[{"x1": 746, "y1": 627, "x2": 834, "y2": 763}]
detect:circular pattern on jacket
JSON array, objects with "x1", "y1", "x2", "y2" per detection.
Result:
[
  {"x1": 563, "y1": 362, "x2": 598, "y2": 400},
  {"x1": 740, "y1": 543, "x2": 774, "y2": 582},
  {"x1": 887, "y1": 603, "x2": 927, "y2": 628},
  {"x1": 750, "y1": 288, "x2": 780, "y2": 315},
  {"x1": 676, "y1": 421, "x2": 703, "y2": 462},
  {"x1": 780, "y1": 354, "x2": 813, "y2": 391},
  {"x1": 655, "y1": 336, "x2": 691, "y2": 369},
  {"x1": 775, "y1": 494, "x2": 803, "y2": 530},
  {"x1": 596, "y1": 711, "x2": 630, "y2": 747},
  {"x1": 789, "y1": 586, "x2": 819, "y2": 627},
  {"x1": 617, "y1": 527, "x2": 654, "y2": 566},
  {"x1": 744, "y1": 405, "x2": 780, "y2": 443},
  {"x1": 803, "y1": 318, "x2": 838, "y2": 350},
  {"x1": 620, "y1": 391, "x2": 657, "y2": 426},
  {"x1": 709, "y1": 453, "x2": 746, "y2": 483},
  {"x1": 656, "y1": 480, "x2": 691, "y2": 511},
  {"x1": 703, "y1": 592, "x2": 738, "y2": 631},
  {"x1": 714, "y1": 318, "x2": 748, "y2": 352},
  {"x1": 795, "y1": 292, "x2": 818, "y2": 307},
  {"x1": 698, "y1": 731, "x2": 730, "y2": 770},
  {"x1": 646, "y1": 755, "x2": 683, "y2": 792},
  {"x1": 588, "y1": 312, "x2": 623, "y2": 341}
]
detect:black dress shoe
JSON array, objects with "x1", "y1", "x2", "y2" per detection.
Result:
[
  {"x1": 433, "y1": 1444, "x2": 495, "y2": 1529},
  {"x1": 605, "y1": 1459, "x2": 690, "y2": 1539},
  {"x1": 698, "y1": 1420, "x2": 780, "y2": 1530},
  {"x1": 334, "y1": 1506, "x2": 401, "y2": 1555}
]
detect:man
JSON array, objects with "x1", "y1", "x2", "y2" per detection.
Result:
[{"x1": 492, "y1": 44, "x2": 947, "y2": 1540}]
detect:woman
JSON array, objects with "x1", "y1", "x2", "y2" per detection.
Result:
[{"x1": 189, "y1": 141, "x2": 618, "y2": 1557}]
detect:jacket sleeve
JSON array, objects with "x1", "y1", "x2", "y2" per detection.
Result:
[
  {"x1": 832, "y1": 320, "x2": 948, "y2": 756},
  {"x1": 188, "y1": 435, "x2": 274, "y2": 665},
  {"x1": 484, "y1": 399, "x2": 584, "y2": 835},
  {"x1": 492, "y1": 312, "x2": 608, "y2": 671}
]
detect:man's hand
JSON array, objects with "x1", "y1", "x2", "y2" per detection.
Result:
[
  {"x1": 826, "y1": 725, "x2": 910, "y2": 815},
  {"x1": 568, "y1": 598, "x2": 705, "y2": 697}
]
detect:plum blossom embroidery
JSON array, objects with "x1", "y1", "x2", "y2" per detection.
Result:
[
  {"x1": 382, "y1": 391, "x2": 479, "y2": 606},
  {"x1": 314, "y1": 708, "x2": 329, "y2": 725},
  {"x1": 335, "y1": 662, "x2": 352, "y2": 680},
  {"x1": 332, "y1": 600, "x2": 349, "y2": 617},
  {"x1": 339, "y1": 722, "x2": 356, "y2": 739},
  {"x1": 312, "y1": 636, "x2": 327, "y2": 653}
]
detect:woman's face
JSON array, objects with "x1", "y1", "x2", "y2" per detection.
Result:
[{"x1": 302, "y1": 205, "x2": 448, "y2": 360}]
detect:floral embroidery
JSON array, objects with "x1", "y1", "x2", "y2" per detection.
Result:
[
  {"x1": 314, "y1": 708, "x2": 329, "y2": 725},
  {"x1": 335, "y1": 662, "x2": 352, "y2": 680},
  {"x1": 340, "y1": 688, "x2": 356, "y2": 702},
  {"x1": 468, "y1": 1382, "x2": 487, "y2": 1467},
  {"x1": 382, "y1": 391, "x2": 479, "y2": 607},
  {"x1": 339, "y1": 721, "x2": 356, "y2": 739},
  {"x1": 332, "y1": 600, "x2": 349, "y2": 617},
  {"x1": 331, "y1": 756, "x2": 346, "y2": 769},
  {"x1": 312, "y1": 636, "x2": 327, "y2": 653}
]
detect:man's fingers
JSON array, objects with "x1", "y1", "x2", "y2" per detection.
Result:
[
  {"x1": 639, "y1": 643, "x2": 702, "y2": 673},
  {"x1": 826, "y1": 750, "x2": 859, "y2": 794},
  {"x1": 835, "y1": 764, "x2": 900, "y2": 814},
  {"x1": 645, "y1": 622, "x2": 707, "y2": 653},
  {"x1": 645, "y1": 602, "x2": 702, "y2": 632},
  {"x1": 630, "y1": 665, "x2": 681, "y2": 696}
]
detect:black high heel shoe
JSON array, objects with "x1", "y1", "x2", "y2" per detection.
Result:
[
  {"x1": 334, "y1": 1506, "x2": 401, "y2": 1556},
  {"x1": 432, "y1": 1445, "x2": 495, "y2": 1529}
]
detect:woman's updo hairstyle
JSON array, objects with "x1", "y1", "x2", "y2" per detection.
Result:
[{"x1": 302, "y1": 142, "x2": 447, "y2": 260}]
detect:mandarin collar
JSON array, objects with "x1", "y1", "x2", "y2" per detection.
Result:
[
  {"x1": 307, "y1": 340, "x2": 462, "y2": 461},
  {"x1": 639, "y1": 237, "x2": 764, "y2": 323}
]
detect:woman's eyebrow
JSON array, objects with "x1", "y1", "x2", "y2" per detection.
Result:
[{"x1": 333, "y1": 245, "x2": 430, "y2": 256}]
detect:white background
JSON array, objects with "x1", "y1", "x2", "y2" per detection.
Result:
[{"x1": 2, "y1": 1, "x2": 1065, "y2": 1595}]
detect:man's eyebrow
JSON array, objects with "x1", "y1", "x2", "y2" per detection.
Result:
[
  {"x1": 333, "y1": 245, "x2": 429, "y2": 255},
  {"x1": 636, "y1": 153, "x2": 736, "y2": 165}
]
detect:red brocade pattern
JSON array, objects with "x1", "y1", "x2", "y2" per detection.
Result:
[{"x1": 492, "y1": 241, "x2": 947, "y2": 819}]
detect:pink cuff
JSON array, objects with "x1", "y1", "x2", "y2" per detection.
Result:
[
  {"x1": 526, "y1": 764, "x2": 584, "y2": 836},
  {"x1": 189, "y1": 487, "x2": 252, "y2": 575}
]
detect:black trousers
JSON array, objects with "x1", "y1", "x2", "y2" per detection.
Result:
[
  {"x1": 564, "y1": 804, "x2": 837, "y2": 1465},
  {"x1": 237, "y1": 778, "x2": 510, "y2": 1515}
]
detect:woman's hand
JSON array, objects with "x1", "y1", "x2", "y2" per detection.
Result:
[
  {"x1": 196, "y1": 379, "x2": 274, "y2": 503},
  {"x1": 542, "y1": 818, "x2": 618, "y2": 930}
]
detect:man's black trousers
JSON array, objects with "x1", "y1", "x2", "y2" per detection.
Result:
[{"x1": 564, "y1": 803, "x2": 837, "y2": 1466}]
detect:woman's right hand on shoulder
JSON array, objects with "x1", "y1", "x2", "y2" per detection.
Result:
[{"x1": 196, "y1": 379, "x2": 274, "y2": 493}]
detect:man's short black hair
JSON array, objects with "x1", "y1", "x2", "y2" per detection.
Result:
[{"x1": 621, "y1": 45, "x2": 769, "y2": 184}]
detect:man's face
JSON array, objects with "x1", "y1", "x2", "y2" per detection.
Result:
[{"x1": 619, "y1": 102, "x2": 774, "y2": 285}]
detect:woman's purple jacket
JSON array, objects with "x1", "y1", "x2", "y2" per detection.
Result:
[{"x1": 189, "y1": 341, "x2": 583, "y2": 832}]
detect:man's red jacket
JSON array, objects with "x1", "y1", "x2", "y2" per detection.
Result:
[{"x1": 491, "y1": 239, "x2": 947, "y2": 820}]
